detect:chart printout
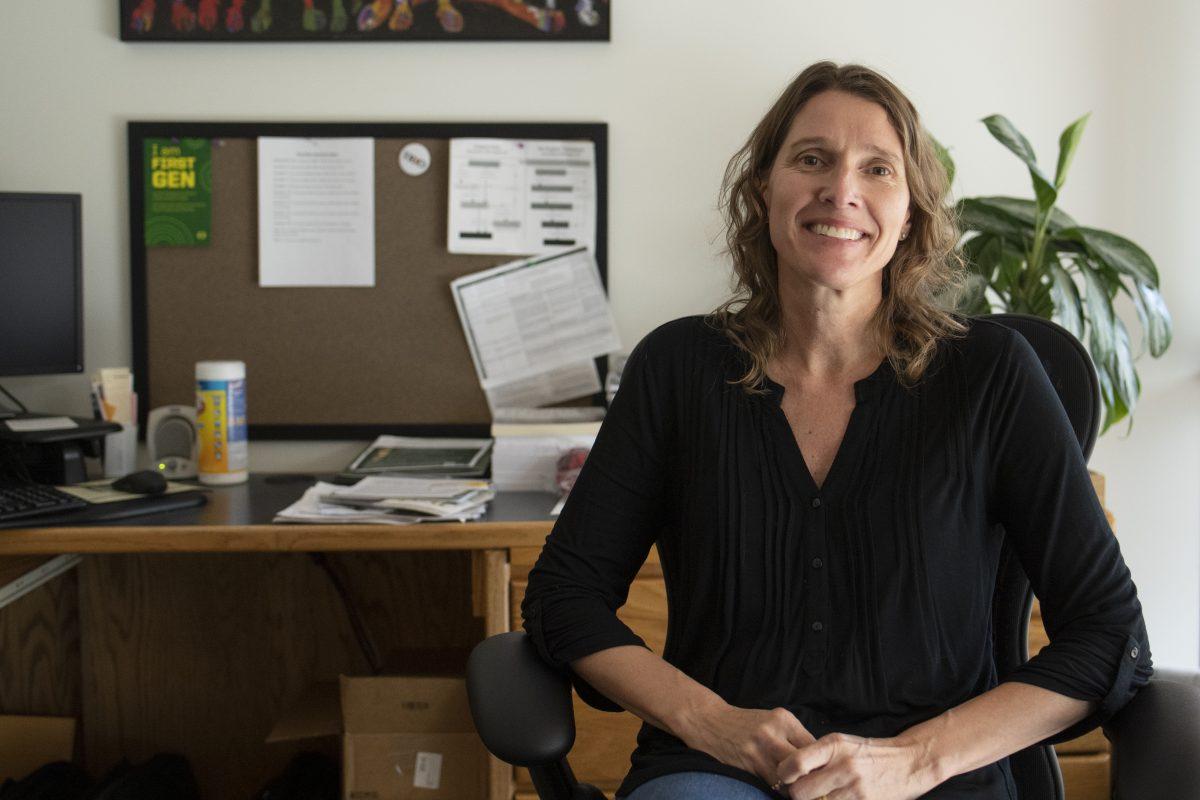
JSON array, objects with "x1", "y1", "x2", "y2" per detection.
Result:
[{"x1": 448, "y1": 138, "x2": 596, "y2": 256}]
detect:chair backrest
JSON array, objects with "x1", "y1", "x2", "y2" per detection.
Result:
[{"x1": 981, "y1": 313, "x2": 1102, "y2": 800}]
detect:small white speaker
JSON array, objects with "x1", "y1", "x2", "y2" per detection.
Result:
[{"x1": 147, "y1": 404, "x2": 198, "y2": 479}]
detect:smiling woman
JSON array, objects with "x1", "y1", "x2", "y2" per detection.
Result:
[{"x1": 521, "y1": 60, "x2": 1152, "y2": 800}]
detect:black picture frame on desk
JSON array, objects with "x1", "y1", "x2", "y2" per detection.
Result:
[{"x1": 128, "y1": 120, "x2": 608, "y2": 441}]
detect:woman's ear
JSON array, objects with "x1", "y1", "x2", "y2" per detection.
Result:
[{"x1": 755, "y1": 171, "x2": 772, "y2": 209}]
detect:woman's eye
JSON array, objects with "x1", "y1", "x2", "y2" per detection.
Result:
[
  {"x1": 870, "y1": 165, "x2": 893, "y2": 176},
  {"x1": 798, "y1": 155, "x2": 820, "y2": 166}
]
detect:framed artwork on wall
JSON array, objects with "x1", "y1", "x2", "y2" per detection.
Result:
[{"x1": 119, "y1": 0, "x2": 610, "y2": 42}]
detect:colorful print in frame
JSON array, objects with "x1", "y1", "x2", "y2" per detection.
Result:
[{"x1": 120, "y1": 0, "x2": 609, "y2": 41}]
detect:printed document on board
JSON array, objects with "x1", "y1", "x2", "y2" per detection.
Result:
[
  {"x1": 257, "y1": 137, "x2": 375, "y2": 287},
  {"x1": 450, "y1": 246, "x2": 620, "y2": 409},
  {"x1": 447, "y1": 138, "x2": 596, "y2": 256}
]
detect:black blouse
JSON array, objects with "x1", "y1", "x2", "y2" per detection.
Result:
[{"x1": 521, "y1": 315, "x2": 1153, "y2": 799}]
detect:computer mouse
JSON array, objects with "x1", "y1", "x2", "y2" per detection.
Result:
[{"x1": 111, "y1": 470, "x2": 169, "y2": 495}]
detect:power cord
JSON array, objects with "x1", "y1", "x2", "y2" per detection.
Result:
[{"x1": 309, "y1": 552, "x2": 384, "y2": 675}]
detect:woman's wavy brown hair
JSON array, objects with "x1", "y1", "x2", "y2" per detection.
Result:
[{"x1": 708, "y1": 61, "x2": 968, "y2": 392}]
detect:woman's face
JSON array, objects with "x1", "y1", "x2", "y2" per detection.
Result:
[{"x1": 764, "y1": 90, "x2": 912, "y2": 295}]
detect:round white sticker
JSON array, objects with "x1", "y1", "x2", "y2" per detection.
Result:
[{"x1": 398, "y1": 142, "x2": 431, "y2": 176}]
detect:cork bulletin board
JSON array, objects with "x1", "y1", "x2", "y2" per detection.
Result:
[{"x1": 128, "y1": 122, "x2": 608, "y2": 439}]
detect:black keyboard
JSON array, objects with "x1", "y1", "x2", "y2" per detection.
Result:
[{"x1": 0, "y1": 483, "x2": 88, "y2": 523}]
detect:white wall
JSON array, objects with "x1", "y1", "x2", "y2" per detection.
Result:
[{"x1": 2, "y1": 1, "x2": 1196, "y2": 668}]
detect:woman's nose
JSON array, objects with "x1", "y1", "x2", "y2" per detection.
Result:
[{"x1": 818, "y1": 165, "x2": 862, "y2": 207}]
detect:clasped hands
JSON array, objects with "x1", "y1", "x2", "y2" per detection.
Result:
[{"x1": 684, "y1": 704, "x2": 939, "y2": 800}]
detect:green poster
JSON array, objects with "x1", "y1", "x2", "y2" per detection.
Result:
[{"x1": 144, "y1": 138, "x2": 212, "y2": 246}]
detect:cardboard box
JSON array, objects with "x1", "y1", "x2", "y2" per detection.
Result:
[
  {"x1": 269, "y1": 675, "x2": 487, "y2": 800},
  {"x1": 0, "y1": 714, "x2": 76, "y2": 782}
]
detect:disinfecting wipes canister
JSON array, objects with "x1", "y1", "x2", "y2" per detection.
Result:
[{"x1": 195, "y1": 360, "x2": 248, "y2": 485}]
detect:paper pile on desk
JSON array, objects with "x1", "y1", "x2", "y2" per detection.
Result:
[{"x1": 274, "y1": 478, "x2": 494, "y2": 525}]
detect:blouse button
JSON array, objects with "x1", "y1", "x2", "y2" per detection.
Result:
[
  {"x1": 1130, "y1": 646, "x2": 1140, "y2": 659},
  {"x1": 811, "y1": 497, "x2": 822, "y2": 508},
  {"x1": 811, "y1": 621, "x2": 824, "y2": 632},
  {"x1": 811, "y1": 557, "x2": 824, "y2": 569}
]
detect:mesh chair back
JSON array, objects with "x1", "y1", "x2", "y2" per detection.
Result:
[{"x1": 982, "y1": 313, "x2": 1102, "y2": 800}]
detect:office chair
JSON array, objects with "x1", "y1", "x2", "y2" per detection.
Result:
[{"x1": 467, "y1": 313, "x2": 1200, "y2": 800}]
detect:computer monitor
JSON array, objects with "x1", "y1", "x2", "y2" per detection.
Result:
[{"x1": 0, "y1": 192, "x2": 84, "y2": 377}]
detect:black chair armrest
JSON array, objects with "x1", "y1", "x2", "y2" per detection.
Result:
[
  {"x1": 1108, "y1": 674, "x2": 1200, "y2": 799},
  {"x1": 467, "y1": 631, "x2": 577, "y2": 766}
]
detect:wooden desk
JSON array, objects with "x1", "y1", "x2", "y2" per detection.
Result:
[
  {"x1": 0, "y1": 475, "x2": 556, "y2": 800},
  {"x1": 1, "y1": 473, "x2": 1118, "y2": 800}
]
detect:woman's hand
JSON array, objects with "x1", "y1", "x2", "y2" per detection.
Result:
[
  {"x1": 680, "y1": 704, "x2": 818, "y2": 789},
  {"x1": 773, "y1": 732, "x2": 939, "y2": 799}
]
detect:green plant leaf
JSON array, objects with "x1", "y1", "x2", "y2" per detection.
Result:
[
  {"x1": 981, "y1": 114, "x2": 1058, "y2": 213},
  {"x1": 1080, "y1": 263, "x2": 1116, "y2": 360},
  {"x1": 962, "y1": 234, "x2": 1001, "y2": 282},
  {"x1": 1111, "y1": 315, "x2": 1140, "y2": 417},
  {"x1": 1029, "y1": 273, "x2": 1056, "y2": 318},
  {"x1": 968, "y1": 196, "x2": 1078, "y2": 233},
  {"x1": 1054, "y1": 113, "x2": 1090, "y2": 190},
  {"x1": 1056, "y1": 226, "x2": 1160, "y2": 286},
  {"x1": 1094, "y1": 350, "x2": 1115, "y2": 408},
  {"x1": 1093, "y1": 316, "x2": 1138, "y2": 436},
  {"x1": 995, "y1": 239, "x2": 1027, "y2": 300},
  {"x1": 954, "y1": 273, "x2": 991, "y2": 316},
  {"x1": 929, "y1": 133, "x2": 956, "y2": 187},
  {"x1": 1126, "y1": 280, "x2": 1173, "y2": 357},
  {"x1": 1095, "y1": 360, "x2": 1131, "y2": 435},
  {"x1": 1048, "y1": 235, "x2": 1090, "y2": 258},
  {"x1": 956, "y1": 198, "x2": 1033, "y2": 243},
  {"x1": 1046, "y1": 255, "x2": 1084, "y2": 339},
  {"x1": 981, "y1": 114, "x2": 1039, "y2": 167}
]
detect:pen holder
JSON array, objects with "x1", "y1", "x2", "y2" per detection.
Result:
[{"x1": 103, "y1": 424, "x2": 139, "y2": 479}]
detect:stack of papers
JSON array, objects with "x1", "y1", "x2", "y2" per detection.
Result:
[
  {"x1": 490, "y1": 420, "x2": 601, "y2": 492},
  {"x1": 274, "y1": 477, "x2": 494, "y2": 525},
  {"x1": 91, "y1": 367, "x2": 136, "y2": 425},
  {"x1": 345, "y1": 436, "x2": 492, "y2": 479}
]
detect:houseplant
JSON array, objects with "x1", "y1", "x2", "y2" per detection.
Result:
[{"x1": 934, "y1": 115, "x2": 1173, "y2": 434}]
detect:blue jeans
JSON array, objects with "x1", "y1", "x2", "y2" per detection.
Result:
[{"x1": 623, "y1": 771, "x2": 774, "y2": 800}]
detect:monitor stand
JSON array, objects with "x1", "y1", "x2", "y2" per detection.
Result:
[{"x1": 0, "y1": 413, "x2": 123, "y2": 485}]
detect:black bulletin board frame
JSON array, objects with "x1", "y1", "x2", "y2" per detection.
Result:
[{"x1": 128, "y1": 121, "x2": 608, "y2": 440}]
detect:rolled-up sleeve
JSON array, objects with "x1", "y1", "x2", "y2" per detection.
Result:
[
  {"x1": 987, "y1": 327, "x2": 1153, "y2": 745},
  {"x1": 520, "y1": 332, "x2": 672, "y2": 711}
]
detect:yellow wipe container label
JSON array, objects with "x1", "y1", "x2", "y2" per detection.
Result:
[{"x1": 197, "y1": 379, "x2": 247, "y2": 474}]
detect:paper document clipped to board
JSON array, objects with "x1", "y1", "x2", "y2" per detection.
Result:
[
  {"x1": 450, "y1": 246, "x2": 620, "y2": 410},
  {"x1": 257, "y1": 136, "x2": 375, "y2": 287},
  {"x1": 447, "y1": 138, "x2": 596, "y2": 256}
]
